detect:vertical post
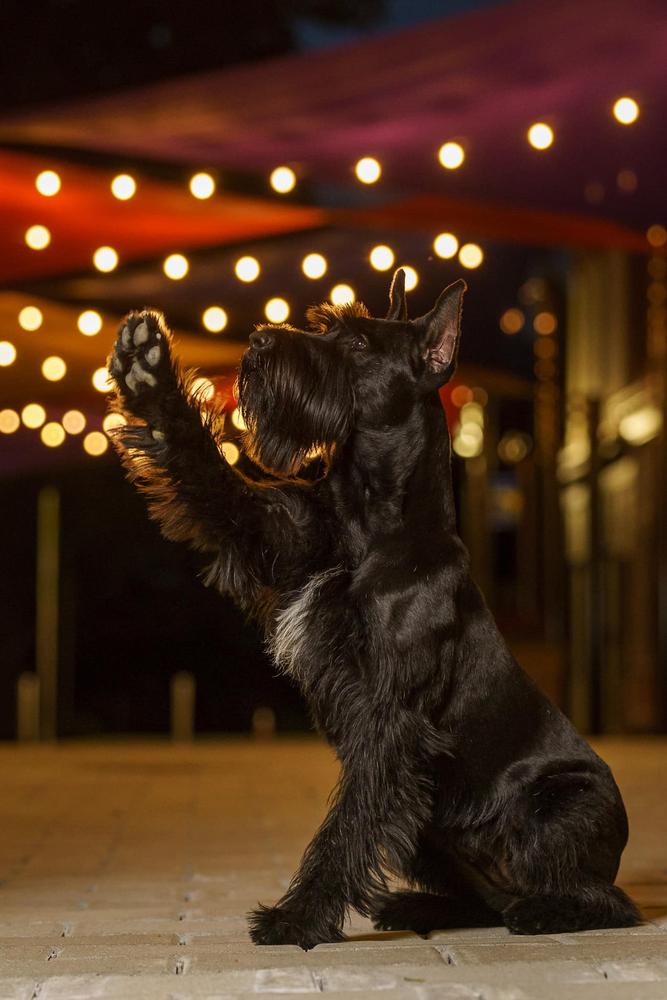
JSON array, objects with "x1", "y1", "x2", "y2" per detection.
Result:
[
  {"x1": 171, "y1": 671, "x2": 195, "y2": 741},
  {"x1": 36, "y1": 486, "x2": 60, "y2": 740},
  {"x1": 16, "y1": 672, "x2": 40, "y2": 742}
]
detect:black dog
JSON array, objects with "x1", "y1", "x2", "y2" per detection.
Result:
[{"x1": 107, "y1": 269, "x2": 639, "y2": 949}]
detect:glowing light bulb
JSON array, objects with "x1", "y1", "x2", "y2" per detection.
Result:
[
  {"x1": 62, "y1": 410, "x2": 86, "y2": 435},
  {"x1": 437, "y1": 142, "x2": 465, "y2": 169},
  {"x1": 270, "y1": 166, "x2": 296, "y2": 193},
  {"x1": 189, "y1": 172, "x2": 216, "y2": 199},
  {"x1": 330, "y1": 284, "x2": 355, "y2": 305},
  {"x1": 0, "y1": 409, "x2": 20, "y2": 434},
  {"x1": 92, "y1": 367, "x2": 113, "y2": 392},
  {"x1": 41, "y1": 356, "x2": 67, "y2": 381},
  {"x1": 221, "y1": 442, "x2": 240, "y2": 465},
  {"x1": 83, "y1": 431, "x2": 108, "y2": 456},
  {"x1": 111, "y1": 174, "x2": 136, "y2": 200},
  {"x1": 527, "y1": 123, "x2": 554, "y2": 150},
  {"x1": 355, "y1": 156, "x2": 381, "y2": 184},
  {"x1": 93, "y1": 246, "x2": 118, "y2": 272},
  {"x1": 21, "y1": 404, "x2": 46, "y2": 429},
  {"x1": 25, "y1": 225, "x2": 51, "y2": 250},
  {"x1": 433, "y1": 233, "x2": 459, "y2": 259},
  {"x1": 202, "y1": 306, "x2": 228, "y2": 332},
  {"x1": 18, "y1": 306, "x2": 43, "y2": 331},
  {"x1": 302, "y1": 253, "x2": 327, "y2": 279},
  {"x1": 235, "y1": 256, "x2": 260, "y2": 282},
  {"x1": 40, "y1": 422, "x2": 65, "y2": 447},
  {"x1": 265, "y1": 298, "x2": 290, "y2": 323},
  {"x1": 35, "y1": 170, "x2": 61, "y2": 196},
  {"x1": 77, "y1": 310, "x2": 103, "y2": 336},
  {"x1": 163, "y1": 253, "x2": 189, "y2": 280},
  {"x1": 612, "y1": 97, "x2": 639, "y2": 125},
  {"x1": 458, "y1": 244, "x2": 484, "y2": 269},
  {"x1": 402, "y1": 266, "x2": 418, "y2": 291},
  {"x1": 369, "y1": 245, "x2": 394, "y2": 271},
  {"x1": 0, "y1": 342, "x2": 17, "y2": 366}
]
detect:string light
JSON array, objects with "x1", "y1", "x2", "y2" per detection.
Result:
[
  {"x1": 527, "y1": 123, "x2": 554, "y2": 150},
  {"x1": 92, "y1": 367, "x2": 113, "y2": 392},
  {"x1": 40, "y1": 422, "x2": 65, "y2": 447},
  {"x1": 270, "y1": 167, "x2": 296, "y2": 193},
  {"x1": 433, "y1": 233, "x2": 459, "y2": 259},
  {"x1": 83, "y1": 431, "x2": 108, "y2": 456},
  {"x1": 18, "y1": 306, "x2": 43, "y2": 331},
  {"x1": 437, "y1": 142, "x2": 465, "y2": 169},
  {"x1": 533, "y1": 312, "x2": 558, "y2": 335},
  {"x1": 302, "y1": 253, "x2": 327, "y2": 279},
  {"x1": 265, "y1": 298, "x2": 290, "y2": 323},
  {"x1": 189, "y1": 172, "x2": 216, "y2": 199},
  {"x1": 402, "y1": 266, "x2": 419, "y2": 291},
  {"x1": 21, "y1": 404, "x2": 46, "y2": 429},
  {"x1": 221, "y1": 442, "x2": 240, "y2": 465},
  {"x1": 355, "y1": 157, "x2": 381, "y2": 184},
  {"x1": 369, "y1": 245, "x2": 394, "y2": 271},
  {"x1": 0, "y1": 342, "x2": 17, "y2": 366},
  {"x1": 35, "y1": 171, "x2": 61, "y2": 196},
  {"x1": 0, "y1": 409, "x2": 20, "y2": 434},
  {"x1": 77, "y1": 310, "x2": 103, "y2": 336},
  {"x1": 25, "y1": 225, "x2": 51, "y2": 250},
  {"x1": 235, "y1": 256, "x2": 260, "y2": 282},
  {"x1": 202, "y1": 306, "x2": 228, "y2": 332},
  {"x1": 458, "y1": 244, "x2": 484, "y2": 269},
  {"x1": 163, "y1": 253, "x2": 189, "y2": 280},
  {"x1": 612, "y1": 97, "x2": 639, "y2": 125},
  {"x1": 93, "y1": 246, "x2": 118, "y2": 272},
  {"x1": 62, "y1": 410, "x2": 86, "y2": 434},
  {"x1": 111, "y1": 174, "x2": 136, "y2": 200},
  {"x1": 330, "y1": 284, "x2": 355, "y2": 305}
]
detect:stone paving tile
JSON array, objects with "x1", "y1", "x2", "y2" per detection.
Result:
[{"x1": 0, "y1": 739, "x2": 665, "y2": 999}]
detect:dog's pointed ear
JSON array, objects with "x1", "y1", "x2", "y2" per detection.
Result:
[
  {"x1": 415, "y1": 278, "x2": 466, "y2": 385},
  {"x1": 386, "y1": 268, "x2": 408, "y2": 321}
]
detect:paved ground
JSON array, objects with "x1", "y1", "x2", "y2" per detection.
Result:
[{"x1": 0, "y1": 738, "x2": 665, "y2": 999}]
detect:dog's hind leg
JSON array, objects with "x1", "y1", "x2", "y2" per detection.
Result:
[
  {"x1": 373, "y1": 890, "x2": 498, "y2": 934},
  {"x1": 503, "y1": 884, "x2": 640, "y2": 935}
]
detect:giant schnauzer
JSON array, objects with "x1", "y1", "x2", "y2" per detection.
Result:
[{"x1": 108, "y1": 269, "x2": 639, "y2": 949}]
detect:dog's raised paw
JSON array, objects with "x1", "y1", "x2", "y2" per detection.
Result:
[
  {"x1": 248, "y1": 903, "x2": 344, "y2": 950},
  {"x1": 109, "y1": 311, "x2": 171, "y2": 399}
]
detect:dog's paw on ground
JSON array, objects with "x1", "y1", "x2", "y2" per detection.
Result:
[
  {"x1": 372, "y1": 891, "x2": 443, "y2": 934},
  {"x1": 247, "y1": 903, "x2": 345, "y2": 950},
  {"x1": 109, "y1": 310, "x2": 171, "y2": 399}
]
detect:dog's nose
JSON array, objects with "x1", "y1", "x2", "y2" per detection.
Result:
[{"x1": 249, "y1": 329, "x2": 275, "y2": 352}]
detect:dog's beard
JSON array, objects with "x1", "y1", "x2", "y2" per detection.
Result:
[{"x1": 237, "y1": 336, "x2": 353, "y2": 476}]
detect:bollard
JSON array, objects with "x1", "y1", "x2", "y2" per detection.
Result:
[
  {"x1": 252, "y1": 706, "x2": 276, "y2": 740},
  {"x1": 16, "y1": 672, "x2": 40, "y2": 742},
  {"x1": 170, "y1": 671, "x2": 195, "y2": 741}
]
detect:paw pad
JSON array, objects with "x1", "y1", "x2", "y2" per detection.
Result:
[{"x1": 110, "y1": 311, "x2": 169, "y2": 398}]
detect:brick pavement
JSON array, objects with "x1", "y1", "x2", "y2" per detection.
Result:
[{"x1": 0, "y1": 738, "x2": 665, "y2": 999}]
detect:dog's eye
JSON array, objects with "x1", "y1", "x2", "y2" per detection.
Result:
[{"x1": 351, "y1": 336, "x2": 368, "y2": 351}]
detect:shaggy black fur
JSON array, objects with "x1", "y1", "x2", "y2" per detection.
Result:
[{"x1": 107, "y1": 269, "x2": 640, "y2": 949}]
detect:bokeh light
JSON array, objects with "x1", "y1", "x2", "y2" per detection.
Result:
[
  {"x1": 402, "y1": 266, "x2": 419, "y2": 291},
  {"x1": 533, "y1": 311, "x2": 558, "y2": 335},
  {"x1": 302, "y1": 253, "x2": 327, "y2": 279},
  {"x1": 41, "y1": 356, "x2": 67, "y2": 381},
  {"x1": 231, "y1": 408, "x2": 246, "y2": 431},
  {"x1": 330, "y1": 284, "x2": 355, "y2": 305},
  {"x1": 62, "y1": 410, "x2": 86, "y2": 435},
  {"x1": 202, "y1": 306, "x2": 228, "y2": 332},
  {"x1": 265, "y1": 298, "x2": 290, "y2": 322},
  {"x1": 189, "y1": 172, "x2": 216, "y2": 199},
  {"x1": 40, "y1": 422, "x2": 66, "y2": 447},
  {"x1": 25, "y1": 225, "x2": 51, "y2": 250},
  {"x1": 21, "y1": 404, "x2": 46, "y2": 429},
  {"x1": 434, "y1": 233, "x2": 459, "y2": 259},
  {"x1": 270, "y1": 166, "x2": 296, "y2": 193},
  {"x1": 0, "y1": 342, "x2": 17, "y2": 366},
  {"x1": 458, "y1": 244, "x2": 484, "y2": 269},
  {"x1": 0, "y1": 409, "x2": 20, "y2": 434},
  {"x1": 163, "y1": 253, "x2": 189, "y2": 280},
  {"x1": 92, "y1": 367, "x2": 113, "y2": 392},
  {"x1": 355, "y1": 156, "x2": 381, "y2": 184},
  {"x1": 191, "y1": 377, "x2": 215, "y2": 402},
  {"x1": 93, "y1": 246, "x2": 118, "y2": 272},
  {"x1": 370, "y1": 245, "x2": 395, "y2": 271},
  {"x1": 18, "y1": 306, "x2": 43, "y2": 331},
  {"x1": 103, "y1": 413, "x2": 127, "y2": 434},
  {"x1": 437, "y1": 142, "x2": 465, "y2": 169},
  {"x1": 77, "y1": 310, "x2": 103, "y2": 336},
  {"x1": 612, "y1": 97, "x2": 639, "y2": 125},
  {"x1": 83, "y1": 431, "x2": 108, "y2": 456},
  {"x1": 527, "y1": 123, "x2": 554, "y2": 150},
  {"x1": 35, "y1": 170, "x2": 61, "y2": 196},
  {"x1": 111, "y1": 174, "x2": 137, "y2": 200},
  {"x1": 221, "y1": 442, "x2": 240, "y2": 465},
  {"x1": 500, "y1": 308, "x2": 524, "y2": 335},
  {"x1": 235, "y1": 256, "x2": 260, "y2": 282}
]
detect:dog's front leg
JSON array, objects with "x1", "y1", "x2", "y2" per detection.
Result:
[
  {"x1": 249, "y1": 707, "x2": 436, "y2": 949},
  {"x1": 107, "y1": 310, "x2": 302, "y2": 600}
]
